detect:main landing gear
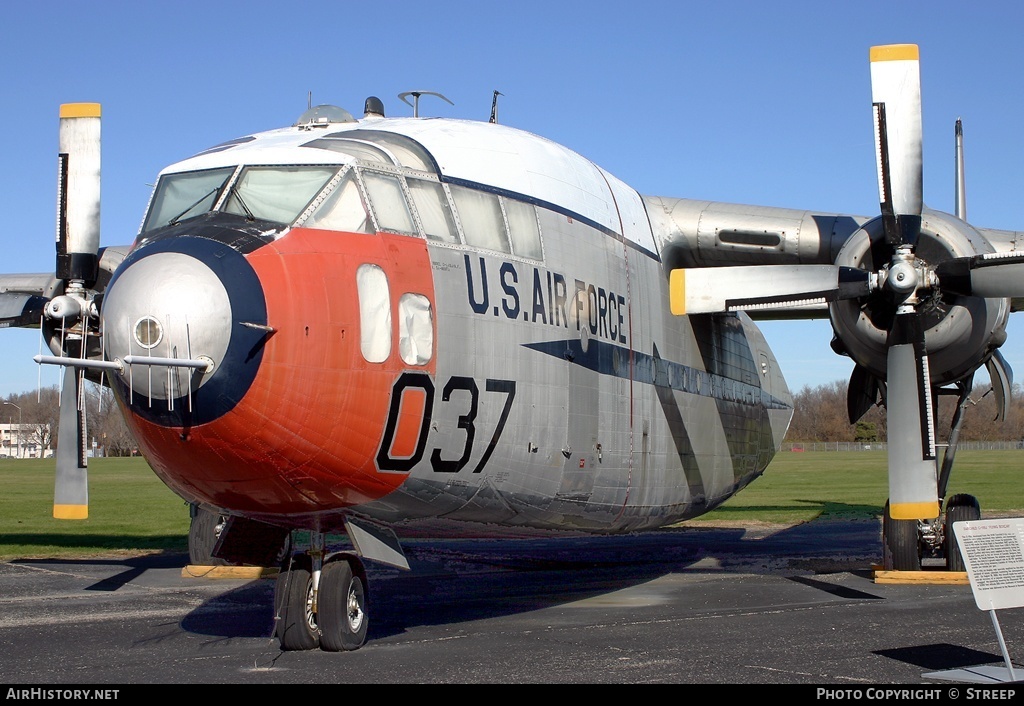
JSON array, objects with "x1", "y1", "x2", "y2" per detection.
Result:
[
  {"x1": 882, "y1": 493, "x2": 981, "y2": 572},
  {"x1": 881, "y1": 377, "x2": 985, "y2": 573},
  {"x1": 274, "y1": 532, "x2": 370, "y2": 651}
]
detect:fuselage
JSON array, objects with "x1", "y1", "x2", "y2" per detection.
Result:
[{"x1": 99, "y1": 105, "x2": 794, "y2": 535}]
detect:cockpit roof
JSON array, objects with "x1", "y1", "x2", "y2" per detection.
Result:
[{"x1": 157, "y1": 110, "x2": 655, "y2": 253}]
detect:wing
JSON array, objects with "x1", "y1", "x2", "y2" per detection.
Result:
[{"x1": 0, "y1": 273, "x2": 58, "y2": 328}]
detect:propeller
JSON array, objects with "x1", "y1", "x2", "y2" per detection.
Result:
[
  {"x1": 669, "y1": 264, "x2": 874, "y2": 315},
  {"x1": 867, "y1": 45, "x2": 942, "y2": 520},
  {"x1": 50, "y1": 103, "x2": 101, "y2": 520},
  {"x1": 670, "y1": 45, "x2": 1024, "y2": 526}
]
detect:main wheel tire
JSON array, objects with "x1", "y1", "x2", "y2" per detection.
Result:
[
  {"x1": 274, "y1": 557, "x2": 320, "y2": 650},
  {"x1": 318, "y1": 559, "x2": 368, "y2": 651},
  {"x1": 188, "y1": 507, "x2": 227, "y2": 566},
  {"x1": 944, "y1": 493, "x2": 981, "y2": 572},
  {"x1": 883, "y1": 501, "x2": 921, "y2": 571}
]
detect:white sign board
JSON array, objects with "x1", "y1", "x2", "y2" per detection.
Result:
[{"x1": 953, "y1": 518, "x2": 1024, "y2": 611}]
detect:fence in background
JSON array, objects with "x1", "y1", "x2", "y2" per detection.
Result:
[{"x1": 782, "y1": 441, "x2": 1024, "y2": 452}]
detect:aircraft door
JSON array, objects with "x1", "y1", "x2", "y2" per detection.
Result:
[
  {"x1": 553, "y1": 286, "x2": 600, "y2": 500},
  {"x1": 557, "y1": 357, "x2": 599, "y2": 501}
]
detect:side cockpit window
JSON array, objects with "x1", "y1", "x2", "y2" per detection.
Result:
[
  {"x1": 450, "y1": 185, "x2": 508, "y2": 253},
  {"x1": 447, "y1": 184, "x2": 542, "y2": 259},
  {"x1": 407, "y1": 178, "x2": 458, "y2": 244},
  {"x1": 504, "y1": 198, "x2": 542, "y2": 259},
  {"x1": 362, "y1": 172, "x2": 417, "y2": 235},
  {"x1": 295, "y1": 162, "x2": 543, "y2": 262},
  {"x1": 302, "y1": 172, "x2": 373, "y2": 234}
]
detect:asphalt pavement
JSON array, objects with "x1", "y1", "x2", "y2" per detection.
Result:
[{"x1": 2, "y1": 518, "x2": 1023, "y2": 687}]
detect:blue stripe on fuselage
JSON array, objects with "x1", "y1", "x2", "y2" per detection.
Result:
[{"x1": 522, "y1": 338, "x2": 790, "y2": 410}]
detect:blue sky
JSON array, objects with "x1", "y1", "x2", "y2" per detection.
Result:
[{"x1": 2, "y1": 1, "x2": 1023, "y2": 398}]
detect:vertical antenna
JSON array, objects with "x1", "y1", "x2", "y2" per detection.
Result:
[
  {"x1": 489, "y1": 90, "x2": 503, "y2": 124},
  {"x1": 308, "y1": 91, "x2": 312, "y2": 110},
  {"x1": 954, "y1": 118, "x2": 966, "y2": 221}
]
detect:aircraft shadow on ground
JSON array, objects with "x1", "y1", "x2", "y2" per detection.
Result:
[
  {"x1": 4, "y1": 533, "x2": 186, "y2": 555},
  {"x1": 10, "y1": 507, "x2": 887, "y2": 642},
  {"x1": 177, "y1": 508, "x2": 887, "y2": 642}
]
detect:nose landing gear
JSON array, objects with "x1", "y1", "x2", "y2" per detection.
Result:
[{"x1": 273, "y1": 532, "x2": 370, "y2": 652}]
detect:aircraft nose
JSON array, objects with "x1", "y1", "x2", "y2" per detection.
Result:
[{"x1": 101, "y1": 236, "x2": 268, "y2": 424}]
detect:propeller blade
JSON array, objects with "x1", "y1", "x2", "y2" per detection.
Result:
[
  {"x1": 985, "y1": 349, "x2": 1013, "y2": 422},
  {"x1": 870, "y1": 44, "x2": 923, "y2": 248},
  {"x1": 50, "y1": 103, "x2": 100, "y2": 521},
  {"x1": 885, "y1": 312, "x2": 939, "y2": 520},
  {"x1": 669, "y1": 265, "x2": 872, "y2": 315},
  {"x1": 56, "y1": 103, "x2": 101, "y2": 285},
  {"x1": 53, "y1": 365, "x2": 88, "y2": 519},
  {"x1": 847, "y1": 364, "x2": 882, "y2": 424},
  {"x1": 935, "y1": 252, "x2": 1024, "y2": 298}
]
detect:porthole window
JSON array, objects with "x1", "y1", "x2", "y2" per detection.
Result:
[{"x1": 133, "y1": 316, "x2": 163, "y2": 350}]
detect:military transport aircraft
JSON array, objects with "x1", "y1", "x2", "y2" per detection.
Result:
[{"x1": 2, "y1": 44, "x2": 1022, "y2": 651}]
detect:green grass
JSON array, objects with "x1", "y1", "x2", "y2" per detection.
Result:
[
  {"x1": 2, "y1": 450, "x2": 1024, "y2": 560},
  {"x1": 0, "y1": 457, "x2": 190, "y2": 560},
  {"x1": 693, "y1": 449, "x2": 1024, "y2": 525}
]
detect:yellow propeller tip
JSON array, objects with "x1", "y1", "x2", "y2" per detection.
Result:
[
  {"x1": 59, "y1": 103, "x2": 101, "y2": 118},
  {"x1": 870, "y1": 44, "x2": 919, "y2": 63},
  {"x1": 669, "y1": 269, "x2": 687, "y2": 316},
  {"x1": 53, "y1": 504, "x2": 89, "y2": 520}
]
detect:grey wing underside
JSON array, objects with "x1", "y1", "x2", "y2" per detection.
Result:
[{"x1": 0, "y1": 273, "x2": 58, "y2": 328}]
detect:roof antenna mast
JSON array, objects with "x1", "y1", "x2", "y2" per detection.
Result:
[
  {"x1": 397, "y1": 90, "x2": 453, "y2": 118},
  {"x1": 954, "y1": 117, "x2": 967, "y2": 221},
  {"x1": 490, "y1": 90, "x2": 503, "y2": 124}
]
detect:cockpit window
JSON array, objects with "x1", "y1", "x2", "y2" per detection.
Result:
[
  {"x1": 222, "y1": 166, "x2": 337, "y2": 224},
  {"x1": 303, "y1": 171, "x2": 374, "y2": 234},
  {"x1": 361, "y1": 172, "x2": 416, "y2": 235},
  {"x1": 141, "y1": 167, "x2": 234, "y2": 232}
]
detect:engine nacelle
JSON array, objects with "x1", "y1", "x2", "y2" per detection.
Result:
[{"x1": 829, "y1": 209, "x2": 1010, "y2": 385}]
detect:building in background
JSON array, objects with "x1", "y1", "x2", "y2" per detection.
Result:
[{"x1": 0, "y1": 423, "x2": 51, "y2": 458}]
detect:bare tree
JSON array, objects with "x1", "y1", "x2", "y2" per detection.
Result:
[
  {"x1": 786, "y1": 376, "x2": 1022, "y2": 443},
  {"x1": 85, "y1": 384, "x2": 137, "y2": 456}
]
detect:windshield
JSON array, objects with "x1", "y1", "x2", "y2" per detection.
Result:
[
  {"x1": 141, "y1": 165, "x2": 340, "y2": 234},
  {"x1": 222, "y1": 166, "x2": 337, "y2": 224},
  {"x1": 141, "y1": 167, "x2": 235, "y2": 233}
]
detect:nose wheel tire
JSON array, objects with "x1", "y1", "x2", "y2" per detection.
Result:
[
  {"x1": 274, "y1": 558, "x2": 320, "y2": 651},
  {"x1": 318, "y1": 559, "x2": 368, "y2": 651}
]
